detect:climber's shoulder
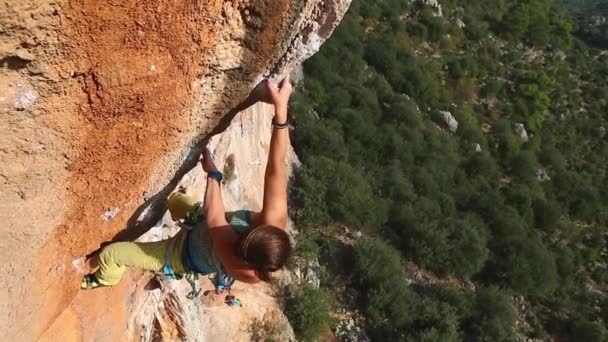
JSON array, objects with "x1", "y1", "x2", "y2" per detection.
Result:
[{"x1": 208, "y1": 224, "x2": 261, "y2": 283}]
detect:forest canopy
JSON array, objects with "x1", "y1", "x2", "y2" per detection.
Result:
[{"x1": 287, "y1": 0, "x2": 608, "y2": 340}]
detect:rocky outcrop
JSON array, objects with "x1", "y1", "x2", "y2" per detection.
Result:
[
  {"x1": 514, "y1": 122, "x2": 529, "y2": 142},
  {"x1": 0, "y1": 0, "x2": 350, "y2": 340},
  {"x1": 438, "y1": 110, "x2": 459, "y2": 133},
  {"x1": 417, "y1": 0, "x2": 443, "y2": 17},
  {"x1": 293, "y1": 258, "x2": 321, "y2": 289},
  {"x1": 536, "y1": 168, "x2": 551, "y2": 182},
  {"x1": 335, "y1": 313, "x2": 370, "y2": 342}
]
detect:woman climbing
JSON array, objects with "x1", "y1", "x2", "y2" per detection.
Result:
[{"x1": 81, "y1": 76, "x2": 294, "y2": 290}]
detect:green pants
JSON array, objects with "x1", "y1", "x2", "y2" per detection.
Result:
[{"x1": 94, "y1": 192, "x2": 199, "y2": 286}]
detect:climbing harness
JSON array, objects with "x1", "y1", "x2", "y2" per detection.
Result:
[
  {"x1": 159, "y1": 202, "x2": 240, "y2": 303},
  {"x1": 162, "y1": 229, "x2": 184, "y2": 280},
  {"x1": 161, "y1": 204, "x2": 208, "y2": 300}
]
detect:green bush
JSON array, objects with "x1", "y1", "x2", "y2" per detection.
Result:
[
  {"x1": 510, "y1": 150, "x2": 540, "y2": 181},
  {"x1": 401, "y1": 215, "x2": 490, "y2": 277},
  {"x1": 425, "y1": 285, "x2": 474, "y2": 320},
  {"x1": 285, "y1": 285, "x2": 333, "y2": 342},
  {"x1": 291, "y1": 0, "x2": 608, "y2": 338},
  {"x1": 354, "y1": 238, "x2": 405, "y2": 287},
  {"x1": 553, "y1": 244, "x2": 578, "y2": 279},
  {"x1": 466, "y1": 287, "x2": 517, "y2": 342},
  {"x1": 353, "y1": 238, "x2": 417, "y2": 338},
  {"x1": 294, "y1": 156, "x2": 389, "y2": 229},
  {"x1": 486, "y1": 235, "x2": 558, "y2": 296},
  {"x1": 533, "y1": 199, "x2": 561, "y2": 231},
  {"x1": 569, "y1": 319, "x2": 607, "y2": 342}
]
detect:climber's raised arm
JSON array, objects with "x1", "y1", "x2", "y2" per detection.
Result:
[
  {"x1": 201, "y1": 149, "x2": 227, "y2": 228},
  {"x1": 201, "y1": 149, "x2": 260, "y2": 283},
  {"x1": 260, "y1": 76, "x2": 292, "y2": 228}
]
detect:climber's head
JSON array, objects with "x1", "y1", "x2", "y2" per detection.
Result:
[{"x1": 237, "y1": 225, "x2": 292, "y2": 281}]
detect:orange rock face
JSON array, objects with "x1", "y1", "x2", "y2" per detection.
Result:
[{"x1": 0, "y1": 0, "x2": 349, "y2": 340}]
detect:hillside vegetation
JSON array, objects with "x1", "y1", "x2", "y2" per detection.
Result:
[{"x1": 287, "y1": 0, "x2": 607, "y2": 340}]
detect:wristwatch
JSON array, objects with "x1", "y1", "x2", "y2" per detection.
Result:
[
  {"x1": 272, "y1": 119, "x2": 289, "y2": 129},
  {"x1": 207, "y1": 171, "x2": 224, "y2": 182}
]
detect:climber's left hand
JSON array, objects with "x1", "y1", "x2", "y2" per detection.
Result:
[{"x1": 200, "y1": 148, "x2": 219, "y2": 173}]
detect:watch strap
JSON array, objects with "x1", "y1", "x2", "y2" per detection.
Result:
[{"x1": 207, "y1": 171, "x2": 224, "y2": 182}]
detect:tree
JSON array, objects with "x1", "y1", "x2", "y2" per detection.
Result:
[
  {"x1": 486, "y1": 235, "x2": 558, "y2": 296},
  {"x1": 401, "y1": 215, "x2": 490, "y2": 277},
  {"x1": 292, "y1": 0, "x2": 608, "y2": 339},
  {"x1": 420, "y1": 11, "x2": 447, "y2": 42},
  {"x1": 533, "y1": 199, "x2": 561, "y2": 231},
  {"x1": 354, "y1": 238, "x2": 404, "y2": 287},
  {"x1": 353, "y1": 238, "x2": 418, "y2": 339},
  {"x1": 285, "y1": 285, "x2": 333, "y2": 342},
  {"x1": 510, "y1": 150, "x2": 540, "y2": 181},
  {"x1": 406, "y1": 298, "x2": 461, "y2": 342},
  {"x1": 553, "y1": 244, "x2": 577, "y2": 277},
  {"x1": 539, "y1": 146, "x2": 567, "y2": 170},
  {"x1": 425, "y1": 285, "x2": 474, "y2": 320},
  {"x1": 568, "y1": 319, "x2": 607, "y2": 342},
  {"x1": 294, "y1": 156, "x2": 389, "y2": 230},
  {"x1": 293, "y1": 166, "x2": 331, "y2": 228},
  {"x1": 492, "y1": 119, "x2": 521, "y2": 160},
  {"x1": 293, "y1": 117, "x2": 348, "y2": 161},
  {"x1": 466, "y1": 287, "x2": 517, "y2": 342},
  {"x1": 511, "y1": 69, "x2": 554, "y2": 131}
]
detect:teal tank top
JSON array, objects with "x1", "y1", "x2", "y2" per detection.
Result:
[{"x1": 184, "y1": 210, "x2": 252, "y2": 276}]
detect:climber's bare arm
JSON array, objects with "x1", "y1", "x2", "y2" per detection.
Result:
[
  {"x1": 260, "y1": 76, "x2": 292, "y2": 228},
  {"x1": 201, "y1": 149, "x2": 226, "y2": 225},
  {"x1": 201, "y1": 150, "x2": 261, "y2": 283}
]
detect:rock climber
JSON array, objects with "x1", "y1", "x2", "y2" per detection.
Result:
[{"x1": 81, "y1": 76, "x2": 294, "y2": 291}]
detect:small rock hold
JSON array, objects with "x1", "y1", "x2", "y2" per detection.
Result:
[
  {"x1": 72, "y1": 257, "x2": 86, "y2": 273},
  {"x1": 15, "y1": 88, "x2": 38, "y2": 110},
  {"x1": 22, "y1": 38, "x2": 38, "y2": 48},
  {"x1": 15, "y1": 49, "x2": 36, "y2": 61},
  {"x1": 101, "y1": 207, "x2": 120, "y2": 221},
  {"x1": 50, "y1": 264, "x2": 64, "y2": 272}
]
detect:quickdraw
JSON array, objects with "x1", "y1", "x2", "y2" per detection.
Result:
[{"x1": 185, "y1": 272, "x2": 201, "y2": 299}]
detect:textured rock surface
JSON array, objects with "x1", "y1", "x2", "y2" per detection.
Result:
[
  {"x1": 417, "y1": 0, "x2": 443, "y2": 17},
  {"x1": 0, "y1": 0, "x2": 349, "y2": 340},
  {"x1": 126, "y1": 103, "x2": 297, "y2": 342},
  {"x1": 514, "y1": 122, "x2": 529, "y2": 142},
  {"x1": 438, "y1": 110, "x2": 459, "y2": 133}
]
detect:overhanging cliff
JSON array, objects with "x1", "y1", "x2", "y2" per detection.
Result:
[{"x1": 0, "y1": 0, "x2": 350, "y2": 340}]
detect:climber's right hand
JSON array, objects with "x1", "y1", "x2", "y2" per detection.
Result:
[
  {"x1": 200, "y1": 148, "x2": 219, "y2": 173},
  {"x1": 266, "y1": 75, "x2": 292, "y2": 120}
]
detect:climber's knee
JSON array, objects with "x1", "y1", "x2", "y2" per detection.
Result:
[{"x1": 95, "y1": 242, "x2": 133, "y2": 286}]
